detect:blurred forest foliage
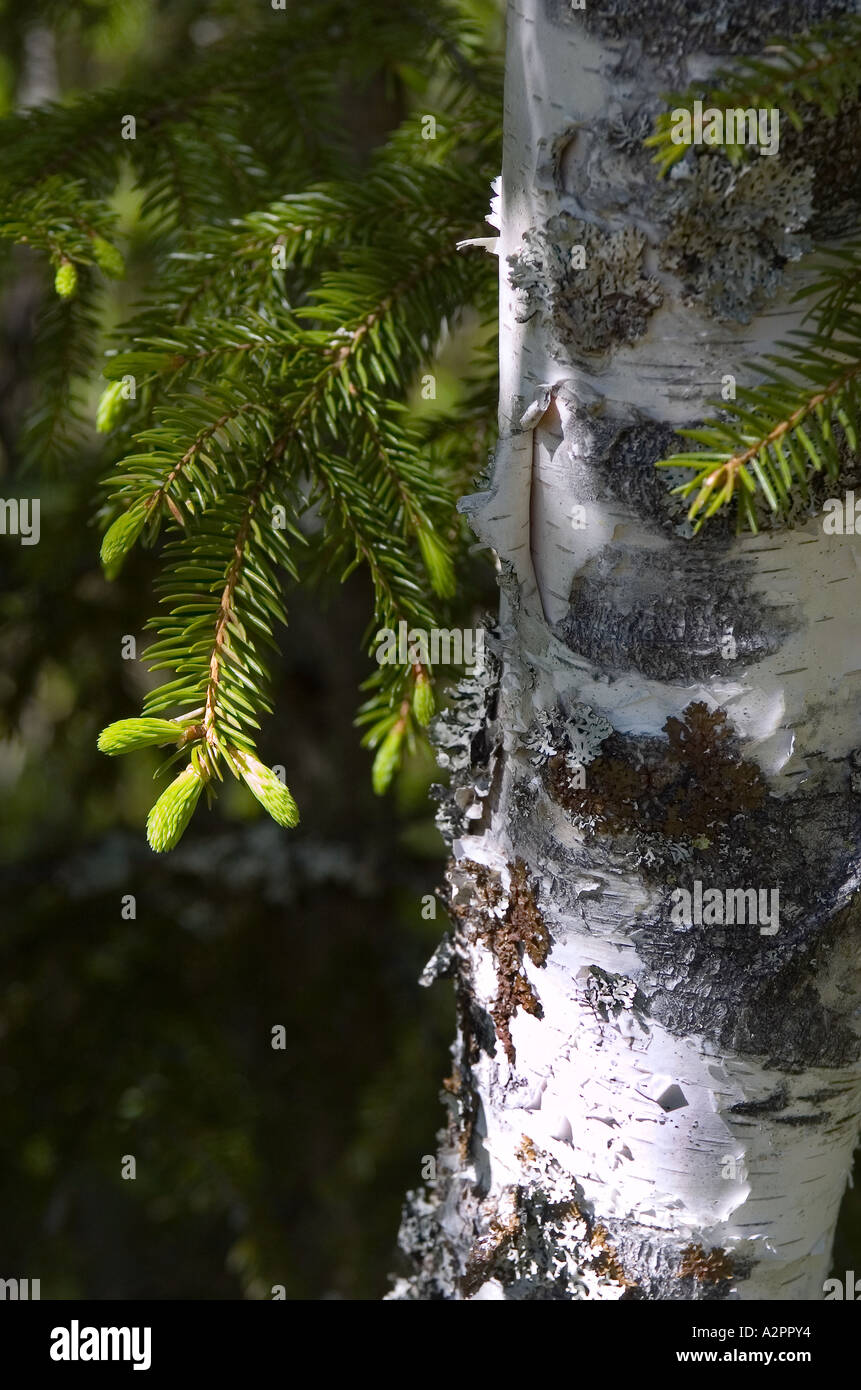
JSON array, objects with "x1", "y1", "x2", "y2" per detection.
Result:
[{"x1": 0, "y1": 0, "x2": 857, "y2": 1299}]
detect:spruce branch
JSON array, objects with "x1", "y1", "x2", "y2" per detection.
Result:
[
  {"x1": 73, "y1": 10, "x2": 502, "y2": 845},
  {"x1": 659, "y1": 345, "x2": 861, "y2": 532}
]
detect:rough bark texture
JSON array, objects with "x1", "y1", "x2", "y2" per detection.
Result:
[{"x1": 391, "y1": 0, "x2": 861, "y2": 1300}]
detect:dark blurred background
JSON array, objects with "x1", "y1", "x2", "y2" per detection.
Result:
[{"x1": 0, "y1": 0, "x2": 857, "y2": 1300}]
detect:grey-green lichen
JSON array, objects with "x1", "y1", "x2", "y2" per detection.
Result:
[
  {"x1": 660, "y1": 154, "x2": 814, "y2": 321},
  {"x1": 508, "y1": 213, "x2": 663, "y2": 355},
  {"x1": 430, "y1": 631, "x2": 501, "y2": 845},
  {"x1": 524, "y1": 702, "x2": 614, "y2": 791},
  {"x1": 579, "y1": 966, "x2": 649, "y2": 1039}
]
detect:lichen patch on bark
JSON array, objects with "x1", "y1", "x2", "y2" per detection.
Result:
[
  {"x1": 679, "y1": 1244, "x2": 735, "y2": 1285},
  {"x1": 661, "y1": 155, "x2": 814, "y2": 322},
  {"x1": 544, "y1": 701, "x2": 766, "y2": 840},
  {"x1": 507, "y1": 213, "x2": 663, "y2": 356},
  {"x1": 449, "y1": 858, "x2": 551, "y2": 1064}
]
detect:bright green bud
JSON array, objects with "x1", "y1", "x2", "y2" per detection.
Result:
[
  {"x1": 233, "y1": 749, "x2": 299, "y2": 828},
  {"x1": 146, "y1": 764, "x2": 204, "y2": 852},
  {"x1": 96, "y1": 379, "x2": 127, "y2": 433},
  {"x1": 91, "y1": 236, "x2": 125, "y2": 279},
  {"x1": 372, "y1": 723, "x2": 404, "y2": 796},
  {"x1": 418, "y1": 528, "x2": 455, "y2": 599},
  {"x1": 98, "y1": 718, "x2": 186, "y2": 756},
  {"x1": 100, "y1": 503, "x2": 147, "y2": 579},
  {"x1": 54, "y1": 261, "x2": 78, "y2": 299},
  {"x1": 412, "y1": 673, "x2": 435, "y2": 727}
]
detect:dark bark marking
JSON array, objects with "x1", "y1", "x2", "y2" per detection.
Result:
[
  {"x1": 557, "y1": 544, "x2": 797, "y2": 682},
  {"x1": 729, "y1": 1086, "x2": 790, "y2": 1117},
  {"x1": 547, "y1": 0, "x2": 858, "y2": 61}
]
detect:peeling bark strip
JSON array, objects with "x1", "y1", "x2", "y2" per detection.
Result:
[{"x1": 391, "y1": 0, "x2": 861, "y2": 1301}]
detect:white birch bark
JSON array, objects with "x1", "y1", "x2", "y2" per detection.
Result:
[{"x1": 392, "y1": 0, "x2": 861, "y2": 1301}]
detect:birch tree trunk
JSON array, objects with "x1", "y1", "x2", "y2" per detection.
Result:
[{"x1": 391, "y1": 0, "x2": 861, "y2": 1301}]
